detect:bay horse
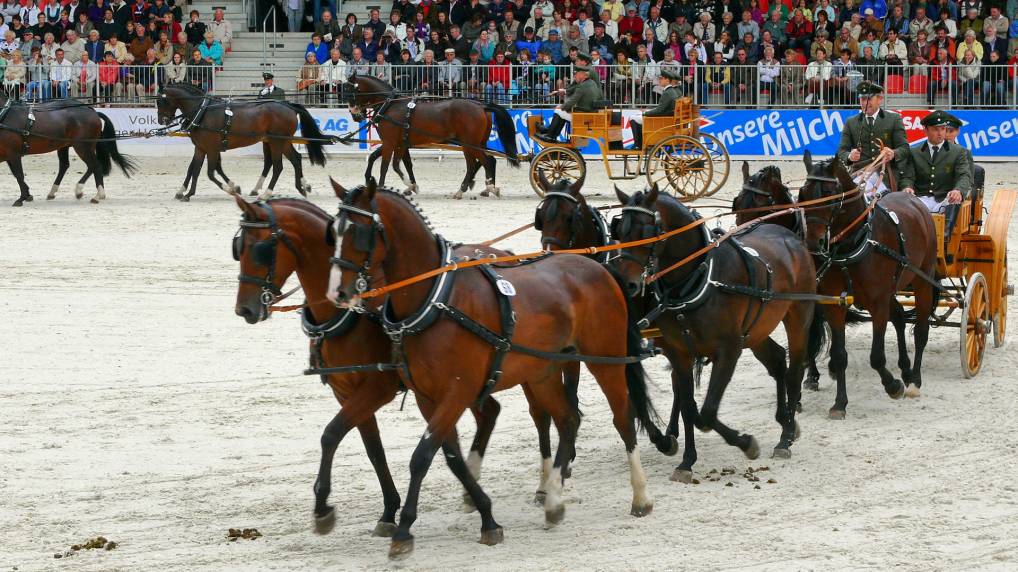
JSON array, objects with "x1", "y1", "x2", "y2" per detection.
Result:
[
  {"x1": 156, "y1": 82, "x2": 328, "y2": 201},
  {"x1": 798, "y1": 151, "x2": 938, "y2": 418},
  {"x1": 326, "y1": 180, "x2": 675, "y2": 559},
  {"x1": 610, "y1": 185, "x2": 816, "y2": 480},
  {"x1": 0, "y1": 95, "x2": 137, "y2": 206},
  {"x1": 231, "y1": 194, "x2": 572, "y2": 534},
  {"x1": 346, "y1": 73, "x2": 520, "y2": 199}
]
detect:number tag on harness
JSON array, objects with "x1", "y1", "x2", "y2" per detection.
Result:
[
  {"x1": 225, "y1": 109, "x2": 234, "y2": 116},
  {"x1": 888, "y1": 211, "x2": 899, "y2": 225},
  {"x1": 496, "y1": 279, "x2": 516, "y2": 296},
  {"x1": 407, "y1": 101, "x2": 416, "y2": 109},
  {"x1": 743, "y1": 247, "x2": 760, "y2": 257}
]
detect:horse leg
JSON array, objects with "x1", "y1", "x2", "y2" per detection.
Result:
[
  {"x1": 439, "y1": 429, "x2": 504, "y2": 547},
  {"x1": 260, "y1": 143, "x2": 286, "y2": 200},
  {"x1": 803, "y1": 313, "x2": 827, "y2": 391},
  {"x1": 285, "y1": 144, "x2": 310, "y2": 196},
  {"x1": 658, "y1": 341, "x2": 699, "y2": 483},
  {"x1": 818, "y1": 305, "x2": 850, "y2": 418},
  {"x1": 479, "y1": 154, "x2": 500, "y2": 198},
  {"x1": 869, "y1": 301, "x2": 906, "y2": 400},
  {"x1": 460, "y1": 396, "x2": 502, "y2": 512},
  {"x1": 521, "y1": 384, "x2": 555, "y2": 507},
  {"x1": 182, "y1": 150, "x2": 206, "y2": 201},
  {"x1": 905, "y1": 282, "x2": 936, "y2": 398},
  {"x1": 73, "y1": 146, "x2": 106, "y2": 204},
  {"x1": 250, "y1": 143, "x2": 272, "y2": 196},
  {"x1": 377, "y1": 144, "x2": 393, "y2": 188},
  {"x1": 205, "y1": 151, "x2": 236, "y2": 195},
  {"x1": 452, "y1": 153, "x2": 482, "y2": 200},
  {"x1": 389, "y1": 394, "x2": 491, "y2": 560},
  {"x1": 312, "y1": 381, "x2": 400, "y2": 537},
  {"x1": 391, "y1": 146, "x2": 413, "y2": 193},
  {"x1": 9, "y1": 157, "x2": 32, "y2": 207},
  {"x1": 401, "y1": 152, "x2": 418, "y2": 195},
  {"x1": 364, "y1": 147, "x2": 381, "y2": 182},
  {"x1": 694, "y1": 350, "x2": 760, "y2": 459},
  {"x1": 749, "y1": 336, "x2": 796, "y2": 457},
  {"x1": 890, "y1": 299, "x2": 914, "y2": 385},
  {"x1": 48, "y1": 147, "x2": 70, "y2": 200},
  {"x1": 774, "y1": 303, "x2": 812, "y2": 458},
  {"x1": 584, "y1": 363, "x2": 653, "y2": 518},
  {"x1": 519, "y1": 376, "x2": 581, "y2": 527}
]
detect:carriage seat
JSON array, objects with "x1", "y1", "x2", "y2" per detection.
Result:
[{"x1": 572, "y1": 108, "x2": 623, "y2": 144}]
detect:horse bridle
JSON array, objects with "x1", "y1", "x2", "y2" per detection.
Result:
[
  {"x1": 234, "y1": 201, "x2": 300, "y2": 311},
  {"x1": 610, "y1": 205, "x2": 664, "y2": 291},
  {"x1": 802, "y1": 171, "x2": 860, "y2": 257},
  {"x1": 330, "y1": 192, "x2": 387, "y2": 299},
  {"x1": 535, "y1": 192, "x2": 584, "y2": 249}
]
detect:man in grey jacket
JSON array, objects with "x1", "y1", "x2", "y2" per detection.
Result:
[{"x1": 437, "y1": 47, "x2": 463, "y2": 95}]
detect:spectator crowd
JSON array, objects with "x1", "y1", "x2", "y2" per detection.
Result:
[
  {"x1": 291, "y1": 0, "x2": 1018, "y2": 108},
  {"x1": 0, "y1": 0, "x2": 232, "y2": 102}
]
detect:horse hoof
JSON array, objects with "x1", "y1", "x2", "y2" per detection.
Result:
[
  {"x1": 303, "y1": 185, "x2": 312, "y2": 196},
  {"x1": 828, "y1": 409, "x2": 846, "y2": 420},
  {"x1": 479, "y1": 526, "x2": 504, "y2": 546},
  {"x1": 630, "y1": 502, "x2": 653, "y2": 518},
  {"x1": 656, "y1": 435, "x2": 679, "y2": 457},
  {"x1": 46, "y1": 193, "x2": 56, "y2": 200},
  {"x1": 743, "y1": 436, "x2": 760, "y2": 460},
  {"x1": 90, "y1": 198, "x2": 100, "y2": 204},
  {"x1": 313, "y1": 508, "x2": 335, "y2": 535},
  {"x1": 452, "y1": 191, "x2": 465, "y2": 200},
  {"x1": 23, "y1": 194, "x2": 33, "y2": 202},
  {"x1": 545, "y1": 504, "x2": 566, "y2": 527},
  {"x1": 174, "y1": 192, "x2": 183, "y2": 200},
  {"x1": 372, "y1": 520, "x2": 398, "y2": 538},
  {"x1": 888, "y1": 380, "x2": 905, "y2": 400},
  {"x1": 804, "y1": 378, "x2": 820, "y2": 391},
  {"x1": 75, "y1": 191, "x2": 84, "y2": 200},
  {"x1": 533, "y1": 490, "x2": 547, "y2": 506},
  {"x1": 461, "y1": 491, "x2": 477, "y2": 513},
  {"x1": 180, "y1": 195, "x2": 190, "y2": 202},
  {"x1": 248, "y1": 189, "x2": 258, "y2": 197},
  {"x1": 388, "y1": 537, "x2": 415, "y2": 561},
  {"x1": 904, "y1": 383, "x2": 921, "y2": 399},
  {"x1": 772, "y1": 447, "x2": 792, "y2": 460},
  {"x1": 562, "y1": 465, "x2": 572, "y2": 479},
  {"x1": 796, "y1": 402, "x2": 803, "y2": 413},
  {"x1": 12, "y1": 198, "x2": 24, "y2": 207},
  {"x1": 670, "y1": 469, "x2": 693, "y2": 483}
]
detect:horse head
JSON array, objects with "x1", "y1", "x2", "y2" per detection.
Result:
[
  {"x1": 534, "y1": 169, "x2": 586, "y2": 250},
  {"x1": 232, "y1": 196, "x2": 301, "y2": 323},
  {"x1": 732, "y1": 162, "x2": 792, "y2": 226},
  {"x1": 346, "y1": 73, "x2": 395, "y2": 122},
  {"x1": 798, "y1": 149, "x2": 860, "y2": 251}
]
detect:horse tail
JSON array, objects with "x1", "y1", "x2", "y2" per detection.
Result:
[
  {"x1": 290, "y1": 103, "x2": 328, "y2": 167},
  {"x1": 807, "y1": 312, "x2": 830, "y2": 365},
  {"x1": 94, "y1": 112, "x2": 138, "y2": 177},
  {"x1": 483, "y1": 102, "x2": 520, "y2": 168}
]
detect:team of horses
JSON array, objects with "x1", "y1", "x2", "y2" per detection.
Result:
[{"x1": 230, "y1": 143, "x2": 942, "y2": 559}]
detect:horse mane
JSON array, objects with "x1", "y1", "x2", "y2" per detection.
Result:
[
  {"x1": 165, "y1": 81, "x2": 208, "y2": 97},
  {"x1": 348, "y1": 184, "x2": 434, "y2": 234},
  {"x1": 265, "y1": 197, "x2": 333, "y2": 223},
  {"x1": 351, "y1": 73, "x2": 395, "y2": 96}
]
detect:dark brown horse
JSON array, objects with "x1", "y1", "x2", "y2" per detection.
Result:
[
  {"x1": 346, "y1": 74, "x2": 520, "y2": 199},
  {"x1": 232, "y1": 195, "x2": 570, "y2": 535},
  {"x1": 610, "y1": 185, "x2": 816, "y2": 481},
  {"x1": 0, "y1": 95, "x2": 137, "y2": 206},
  {"x1": 326, "y1": 180, "x2": 674, "y2": 559},
  {"x1": 156, "y1": 83, "x2": 327, "y2": 201},
  {"x1": 798, "y1": 152, "x2": 938, "y2": 418}
]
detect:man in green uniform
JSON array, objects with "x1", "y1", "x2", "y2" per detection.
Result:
[
  {"x1": 258, "y1": 72, "x2": 286, "y2": 100},
  {"x1": 836, "y1": 80, "x2": 910, "y2": 198},
  {"x1": 628, "y1": 67, "x2": 680, "y2": 149},
  {"x1": 943, "y1": 112, "x2": 983, "y2": 199},
  {"x1": 536, "y1": 63, "x2": 603, "y2": 143},
  {"x1": 899, "y1": 110, "x2": 972, "y2": 247}
]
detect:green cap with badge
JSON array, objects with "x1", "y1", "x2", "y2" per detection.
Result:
[
  {"x1": 921, "y1": 110, "x2": 952, "y2": 127},
  {"x1": 942, "y1": 112, "x2": 963, "y2": 129},
  {"x1": 856, "y1": 80, "x2": 883, "y2": 96},
  {"x1": 660, "y1": 67, "x2": 680, "y2": 80},
  {"x1": 573, "y1": 63, "x2": 592, "y2": 73}
]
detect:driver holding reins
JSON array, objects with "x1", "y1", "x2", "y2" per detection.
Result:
[
  {"x1": 835, "y1": 81, "x2": 910, "y2": 200},
  {"x1": 535, "y1": 62, "x2": 603, "y2": 144}
]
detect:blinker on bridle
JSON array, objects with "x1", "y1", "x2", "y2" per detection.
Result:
[
  {"x1": 331, "y1": 197, "x2": 386, "y2": 298},
  {"x1": 234, "y1": 202, "x2": 299, "y2": 309}
]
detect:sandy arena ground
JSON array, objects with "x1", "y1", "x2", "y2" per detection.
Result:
[{"x1": 2, "y1": 153, "x2": 1018, "y2": 571}]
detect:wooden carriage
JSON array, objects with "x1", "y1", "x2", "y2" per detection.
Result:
[
  {"x1": 526, "y1": 98, "x2": 731, "y2": 200},
  {"x1": 897, "y1": 188, "x2": 1016, "y2": 377}
]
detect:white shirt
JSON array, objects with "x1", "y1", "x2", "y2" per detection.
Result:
[
  {"x1": 49, "y1": 58, "x2": 72, "y2": 81},
  {"x1": 929, "y1": 143, "x2": 941, "y2": 159}
]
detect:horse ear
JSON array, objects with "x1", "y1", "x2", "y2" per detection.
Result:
[
  {"x1": 647, "y1": 183, "x2": 659, "y2": 205},
  {"x1": 537, "y1": 168, "x2": 551, "y2": 191},
  {"x1": 330, "y1": 177, "x2": 347, "y2": 200},
  {"x1": 365, "y1": 176, "x2": 378, "y2": 199},
  {"x1": 568, "y1": 177, "x2": 583, "y2": 197},
  {"x1": 803, "y1": 149, "x2": 813, "y2": 172},
  {"x1": 233, "y1": 193, "x2": 264, "y2": 218},
  {"x1": 614, "y1": 185, "x2": 630, "y2": 205},
  {"x1": 741, "y1": 161, "x2": 750, "y2": 182}
]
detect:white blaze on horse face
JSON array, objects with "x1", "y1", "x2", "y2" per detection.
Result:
[{"x1": 326, "y1": 218, "x2": 345, "y2": 304}]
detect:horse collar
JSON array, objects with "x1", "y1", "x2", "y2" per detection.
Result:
[{"x1": 381, "y1": 237, "x2": 457, "y2": 341}]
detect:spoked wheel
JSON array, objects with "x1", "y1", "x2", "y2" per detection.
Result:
[
  {"x1": 529, "y1": 147, "x2": 586, "y2": 198},
  {"x1": 993, "y1": 257, "x2": 1008, "y2": 348},
  {"x1": 960, "y1": 272, "x2": 990, "y2": 378},
  {"x1": 698, "y1": 133, "x2": 730, "y2": 198},
  {"x1": 645, "y1": 135, "x2": 713, "y2": 201}
]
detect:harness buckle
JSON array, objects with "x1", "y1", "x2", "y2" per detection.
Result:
[{"x1": 260, "y1": 289, "x2": 275, "y2": 306}]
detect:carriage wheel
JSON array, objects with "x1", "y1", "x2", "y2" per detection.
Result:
[
  {"x1": 993, "y1": 257, "x2": 1008, "y2": 348},
  {"x1": 960, "y1": 272, "x2": 990, "y2": 378},
  {"x1": 529, "y1": 147, "x2": 586, "y2": 198},
  {"x1": 645, "y1": 136, "x2": 713, "y2": 201},
  {"x1": 699, "y1": 133, "x2": 730, "y2": 198}
]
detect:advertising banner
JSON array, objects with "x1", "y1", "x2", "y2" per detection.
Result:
[{"x1": 104, "y1": 107, "x2": 1015, "y2": 159}]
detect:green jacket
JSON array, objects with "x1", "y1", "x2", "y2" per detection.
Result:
[
  {"x1": 837, "y1": 109, "x2": 910, "y2": 182},
  {"x1": 561, "y1": 77, "x2": 602, "y2": 113},
  {"x1": 644, "y1": 85, "x2": 680, "y2": 117},
  {"x1": 899, "y1": 140, "x2": 972, "y2": 201},
  {"x1": 259, "y1": 85, "x2": 286, "y2": 100}
]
